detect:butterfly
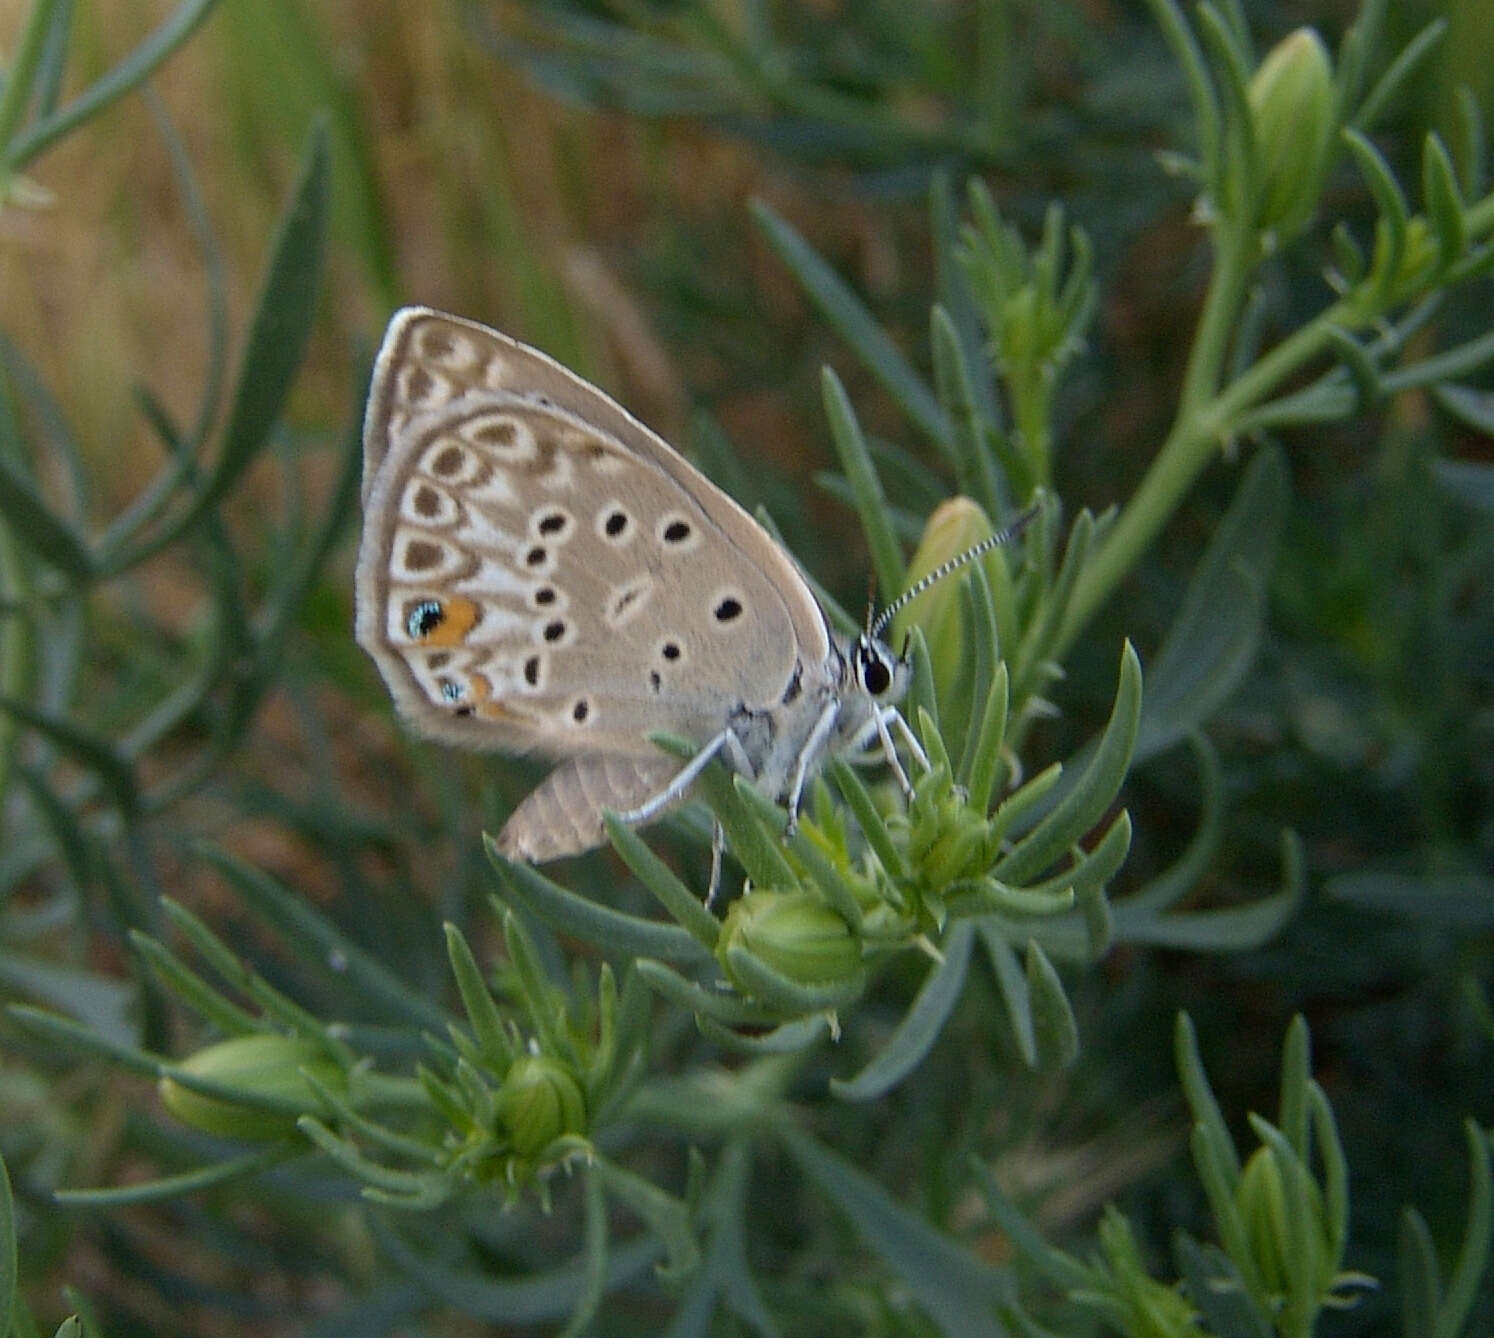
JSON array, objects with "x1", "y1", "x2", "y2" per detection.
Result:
[{"x1": 355, "y1": 307, "x2": 1027, "y2": 863}]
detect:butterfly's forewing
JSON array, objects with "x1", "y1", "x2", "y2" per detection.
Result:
[{"x1": 355, "y1": 308, "x2": 833, "y2": 775}]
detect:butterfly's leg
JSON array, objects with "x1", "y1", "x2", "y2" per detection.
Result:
[
  {"x1": 784, "y1": 699, "x2": 842, "y2": 833},
  {"x1": 871, "y1": 707, "x2": 916, "y2": 797},
  {"x1": 615, "y1": 731, "x2": 731, "y2": 825},
  {"x1": 722, "y1": 728, "x2": 756, "y2": 776},
  {"x1": 705, "y1": 819, "x2": 726, "y2": 909},
  {"x1": 888, "y1": 709, "x2": 931, "y2": 776}
]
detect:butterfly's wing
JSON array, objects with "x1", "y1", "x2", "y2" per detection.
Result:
[{"x1": 356, "y1": 307, "x2": 834, "y2": 768}]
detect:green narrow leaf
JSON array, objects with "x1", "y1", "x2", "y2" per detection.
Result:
[
  {"x1": 1175, "y1": 1012, "x2": 1241, "y2": 1181},
  {"x1": 1435, "y1": 1119, "x2": 1493, "y2": 1338},
  {"x1": 696, "y1": 1011, "x2": 832, "y2": 1057},
  {"x1": 1307, "y1": 1083, "x2": 1349, "y2": 1255},
  {"x1": 691, "y1": 765, "x2": 797, "y2": 890},
  {"x1": 931, "y1": 175, "x2": 999, "y2": 429},
  {"x1": 1173, "y1": 1236, "x2": 1273, "y2": 1338},
  {"x1": 1115, "y1": 827, "x2": 1302, "y2": 950},
  {"x1": 954, "y1": 562, "x2": 998, "y2": 784},
  {"x1": 1400, "y1": 1208, "x2": 1440, "y2": 1338},
  {"x1": 53, "y1": 1146, "x2": 290, "y2": 1207},
  {"x1": 827, "y1": 760, "x2": 908, "y2": 881},
  {"x1": 929, "y1": 304, "x2": 1003, "y2": 515},
  {"x1": 1025, "y1": 940, "x2": 1078, "y2": 1069},
  {"x1": 831, "y1": 922, "x2": 975, "y2": 1101},
  {"x1": 820, "y1": 366, "x2": 906, "y2": 602},
  {"x1": 1112, "y1": 733, "x2": 1221, "y2": 922},
  {"x1": 444, "y1": 924, "x2": 515, "y2": 1072},
  {"x1": 905, "y1": 628, "x2": 940, "y2": 749},
  {"x1": 1195, "y1": 4, "x2": 1259, "y2": 218},
  {"x1": 200, "y1": 844, "x2": 449, "y2": 1030},
  {"x1": 1190, "y1": 1124, "x2": 1261, "y2": 1295},
  {"x1": 1421, "y1": 133, "x2": 1466, "y2": 269},
  {"x1": 721, "y1": 946, "x2": 865, "y2": 1017},
  {"x1": 1452, "y1": 86, "x2": 1485, "y2": 198},
  {"x1": 1435, "y1": 384, "x2": 1494, "y2": 434},
  {"x1": 6, "y1": 0, "x2": 231, "y2": 169},
  {"x1": 975, "y1": 924, "x2": 1035, "y2": 1066},
  {"x1": 0, "y1": 0, "x2": 57, "y2": 155},
  {"x1": 1323, "y1": 326, "x2": 1383, "y2": 410},
  {"x1": 0, "y1": 1149, "x2": 15, "y2": 1330},
  {"x1": 485, "y1": 837, "x2": 710, "y2": 965},
  {"x1": 369, "y1": 1215, "x2": 661, "y2": 1322},
  {"x1": 633, "y1": 958, "x2": 779, "y2": 1029},
  {"x1": 0, "y1": 454, "x2": 94, "y2": 578},
  {"x1": 1343, "y1": 127, "x2": 1408, "y2": 297},
  {"x1": 995, "y1": 641, "x2": 1141, "y2": 886},
  {"x1": 1140, "y1": 0, "x2": 1222, "y2": 194},
  {"x1": 1136, "y1": 445, "x2": 1285, "y2": 763},
  {"x1": 730, "y1": 780, "x2": 863, "y2": 931},
  {"x1": 593, "y1": 1156, "x2": 699, "y2": 1279},
  {"x1": 1382, "y1": 329, "x2": 1494, "y2": 393},
  {"x1": 128, "y1": 929, "x2": 259, "y2": 1037},
  {"x1": 964, "y1": 661, "x2": 1010, "y2": 817},
  {"x1": 6, "y1": 1004, "x2": 161, "y2": 1078},
  {"x1": 1014, "y1": 508, "x2": 1091, "y2": 698},
  {"x1": 752, "y1": 199, "x2": 950, "y2": 449},
  {"x1": 102, "y1": 118, "x2": 329, "y2": 572},
  {"x1": 967, "y1": 1156, "x2": 1092, "y2": 1290},
  {"x1": 556, "y1": 1167, "x2": 608, "y2": 1338},
  {"x1": 779, "y1": 1124, "x2": 1013, "y2": 1338},
  {"x1": 1350, "y1": 19, "x2": 1447, "y2": 133},
  {"x1": 0, "y1": 697, "x2": 137, "y2": 813},
  {"x1": 1278, "y1": 1015, "x2": 1311, "y2": 1155},
  {"x1": 603, "y1": 814, "x2": 722, "y2": 948}
]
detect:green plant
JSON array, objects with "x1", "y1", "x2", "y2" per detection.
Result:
[{"x1": 3, "y1": 0, "x2": 1492, "y2": 1334}]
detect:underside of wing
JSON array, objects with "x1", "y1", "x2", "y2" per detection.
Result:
[
  {"x1": 356, "y1": 371, "x2": 813, "y2": 760},
  {"x1": 363, "y1": 308, "x2": 832, "y2": 656}
]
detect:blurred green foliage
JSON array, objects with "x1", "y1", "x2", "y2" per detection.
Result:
[{"x1": 0, "y1": 0, "x2": 1491, "y2": 1335}]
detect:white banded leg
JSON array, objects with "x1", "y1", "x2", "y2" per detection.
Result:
[
  {"x1": 706, "y1": 819, "x2": 726, "y2": 909},
  {"x1": 784, "y1": 699, "x2": 843, "y2": 833},
  {"x1": 614, "y1": 729, "x2": 734, "y2": 826}
]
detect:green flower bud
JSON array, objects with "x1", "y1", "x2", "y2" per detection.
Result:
[
  {"x1": 159, "y1": 1034, "x2": 342, "y2": 1141},
  {"x1": 892, "y1": 498, "x2": 1001, "y2": 708},
  {"x1": 1236, "y1": 1145, "x2": 1336, "y2": 1301},
  {"x1": 718, "y1": 891, "x2": 861, "y2": 986},
  {"x1": 1248, "y1": 28, "x2": 1336, "y2": 241},
  {"x1": 496, "y1": 1056, "x2": 587, "y2": 1158}
]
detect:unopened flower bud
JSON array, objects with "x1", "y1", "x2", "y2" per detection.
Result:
[
  {"x1": 159, "y1": 1034, "x2": 342, "y2": 1141},
  {"x1": 719, "y1": 891, "x2": 861, "y2": 986},
  {"x1": 1236, "y1": 1144, "x2": 1336, "y2": 1300},
  {"x1": 496, "y1": 1056, "x2": 587, "y2": 1158},
  {"x1": 1248, "y1": 28, "x2": 1336, "y2": 241},
  {"x1": 893, "y1": 498, "x2": 1000, "y2": 708}
]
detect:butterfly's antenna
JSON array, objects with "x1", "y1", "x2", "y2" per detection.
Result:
[{"x1": 870, "y1": 502, "x2": 1041, "y2": 640}]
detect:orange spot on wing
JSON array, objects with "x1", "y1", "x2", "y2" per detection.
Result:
[{"x1": 420, "y1": 595, "x2": 480, "y2": 647}]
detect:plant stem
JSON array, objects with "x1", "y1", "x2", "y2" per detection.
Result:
[
  {"x1": 1055, "y1": 231, "x2": 1360, "y2": 657},
  {"x1": 0, "y1": 0, "x2": 58, "y2": 164}
]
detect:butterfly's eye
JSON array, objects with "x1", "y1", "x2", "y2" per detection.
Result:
[{"x1": 856, "y1": 638, "x2": 896, "y2": 698}]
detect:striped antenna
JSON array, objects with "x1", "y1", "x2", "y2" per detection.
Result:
[{"x1": 870, "y1": 502, "x2": 1041, "y2": 640}]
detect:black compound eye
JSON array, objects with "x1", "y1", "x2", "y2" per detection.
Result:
[{"x1": 857, "y1": 641, "x2": 895, "y2": 696}]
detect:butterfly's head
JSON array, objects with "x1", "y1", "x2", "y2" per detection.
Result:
[{"x1": 851, "y1": 632, "x2": 910, "y2": 706}]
